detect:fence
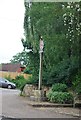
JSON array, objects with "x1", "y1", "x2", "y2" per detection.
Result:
[{"x1": 0, "y1": 71, "x2": 31, "y2": 79}]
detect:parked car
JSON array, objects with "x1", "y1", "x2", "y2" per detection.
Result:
[{"x1": 0, "y1": 77, "x2": 16, "y2": 89}]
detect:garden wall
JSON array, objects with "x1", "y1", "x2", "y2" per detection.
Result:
[{"x1": 0, "y1": 71, "x2": 31, "y2": 79}]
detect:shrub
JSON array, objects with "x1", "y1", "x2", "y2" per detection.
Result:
[
  {"x1": 25, "y1": 76, "x2": 35, "y2": 84},
  {"x1": 25, "y1": 76, "x2": 38, "y2": 85},
  {"x1": 15, "y1": 75, "x2": 25, "y2": 80},
  {"x1": 10, "y1": 75, "x2": 27, "y2": 91},
  {"x1": 46, "y1": 90, "x2": 53, "y2": 100},
  {"x1": 47, "y1": 83, "x2": 73, "y2": 104},
  {"x1": 51, "y1": 83, "x2": 67, "y2": 92},
  {"x1": 24, "y1": 67, "x2": 32, "y2": 74},
  {"x1": 72, "y1": 74, "x2": 81, "y2": 95},
  {"x1": 75, "y1": 84, "x2": 81, "y2": 95},
  {"x1": 47, "y1": 91, "x2": 73, "y2": 104}
]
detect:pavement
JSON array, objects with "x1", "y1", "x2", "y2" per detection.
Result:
[
  {"x1": 2, "y1": 88, "x2": 77, "y2": 119},
  {"x1": 25, "y1": 96, "x2": 81, "y2": 117},
  {"x1": 0, "y1": 88, "x2": 81, "y2": 119}
]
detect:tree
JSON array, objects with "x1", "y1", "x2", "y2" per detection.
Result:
[
  {"x1": 63, "y1": 2, "x2": 81, "y2": 84},
  {"x1": 23, "y1": 2, "x2": 69, "y2": 85},
  {"x1": 23, "y1": 2, "x2": 81, "y2": 86},
  {"x1": 10, "y1": 51, "x2": 29, "y2": 66}
]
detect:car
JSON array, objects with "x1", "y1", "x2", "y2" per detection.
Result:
[{"x1": 0, "y1": 77, "x2": 16, "y2": 89}]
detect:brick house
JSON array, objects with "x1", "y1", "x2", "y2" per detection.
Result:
[{"x1": 0, "y1": 63, "x2": 25, "y2": 73}]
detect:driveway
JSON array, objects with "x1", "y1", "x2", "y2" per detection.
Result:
[{"x1": 0, "y1": 88, "x2": 79, "y2": 119}]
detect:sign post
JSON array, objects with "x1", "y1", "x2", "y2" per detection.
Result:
[
  {"x1": 39, "y1": 36, "x2": 44, "y2": 90},
  {"x1": 31, "y1": 36, "x2": 46, "y2": 102}
]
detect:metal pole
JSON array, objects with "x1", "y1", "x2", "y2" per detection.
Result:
[
  {"x1": 38, "y1": 36, "x2": 44, "y2": 90},
  {"x1": 39, "y1": 51, "x2": 43, "y2": 90}
]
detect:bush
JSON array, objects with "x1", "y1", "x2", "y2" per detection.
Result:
[
  {"x1": 51, "y1": 83, "x2": 67, "y2": 92},
  {"x1": 47, "y1": 91, "x2": 73, "y2": 104},
  {"x1": 25, "y1": 76, "x2": 36, "y2": 84},
  {"x1": 10, "y1": 75, "x2": 27, "y2": 91},
  {"x1": 9, "y1": 75, "x2": 38, "y2": 93},
  {"x1": 25, "y1": 76, "x2": 38, "y2": 85},
  {"x1": 75, "y1": 84, "x2": 81, "y2": 95},
  {"x1": 15, "y1": 75, "x2": 25, "y2": 80},
  {"x1": 23, "y1": 67, "x2": 32, "y2": 74},
  {"x1": 46, "y1": 83, "x2": 73, "y2": 104},
  {"x1": 72, "y1": 74, "x2": 81, "y2": 95},
  {"x1": 46, "y1": 90, "x2": 53, "y2": 100}
]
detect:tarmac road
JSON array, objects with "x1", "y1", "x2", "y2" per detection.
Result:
[{"x1": 0, "y1": 88, "x2": 79, "y2": 119}]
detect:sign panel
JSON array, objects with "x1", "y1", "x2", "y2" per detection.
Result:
[{"x1": 40, "y1": 39, "x2": 44, "y2": 52}]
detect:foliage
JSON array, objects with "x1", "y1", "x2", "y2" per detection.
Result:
[
  {"x1": 10, "y1": 51, "x2": 29, "y2": 66},
  {"x1": 72, "y1": 71, "x2": 81, "y2": 95},
  {"x1": 47, "y1": 91, "x2": 73, "y2": 104},
  {"x1": 23, "y1": 2, "x2": 81, "y2": 87},
  {"x1": 63, "y1": 2, "x2": 81, "y2": 88},
  {"x1": 47, "y1": 83, "x2": 73, "y2": 104},
  {"x1": 8, "y1": 75, "x2": 38, "y2": 92},
  {"x1": 23, "y1": 67, "x2": 32, "y2": 74},
  {"x1": 75, "y1": 84, "x2": 81, "y2": 95},
  {"x1": 24, "y1": 76, "x2": 38, "y2": 85},
  {"x1": 10, "y1": 2, "x2": 81, "y2": 90},
  {"x1": 23, "y1": 2, "x2": 67, "y2": 85},
  {"x1": 51, "y1": 83, "x2": 68, "y2": 92},
  {"x1": 46, "y1": 89, "x2": 53, "y2": 100},
  {"x1": 10, "y1": 75, "x2": 27, "y2": 91}
]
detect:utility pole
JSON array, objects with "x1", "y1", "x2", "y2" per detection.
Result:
[{"x1": 39, "y1": 36, "x2": 44, "y2": 90}]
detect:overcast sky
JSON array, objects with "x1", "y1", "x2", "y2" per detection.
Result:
[{"x1": 0, "y1": 0, "x2": 25, "y2": 64}]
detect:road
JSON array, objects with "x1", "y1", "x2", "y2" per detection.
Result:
[{"x1": 0, "y1": 88, "x2": 79, "y2": 119}]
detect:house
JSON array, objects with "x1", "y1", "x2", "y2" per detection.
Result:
[{"x1": 0, "y1": 63, "x2": 25, "y2": 73}]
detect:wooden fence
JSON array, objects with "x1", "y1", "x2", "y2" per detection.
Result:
[{"x1": 0, "y1": 71, "x2": 31, "y2": 79}]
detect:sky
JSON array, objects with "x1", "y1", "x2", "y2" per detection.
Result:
[{"x1": 0, "y1": 0, "x2": 25, "y2": 64}]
